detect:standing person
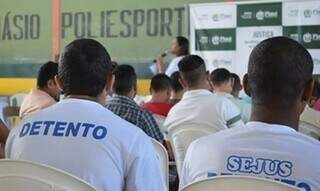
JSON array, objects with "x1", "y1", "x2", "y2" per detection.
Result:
[
  {"x1": 156, "y1": 36, "x2": 189, "y2": 76},
  {"x1": 6, "y1": 39, "x2": 166, "y2": 191},
  {"x1": 180, "y1": 37, "x2": 320, "y2": 191},
  {"x1": 20, "y1": 61, "x2": 61, "y2": 118}
]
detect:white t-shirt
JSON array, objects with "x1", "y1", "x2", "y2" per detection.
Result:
[
  {"x1": 165, "y1": 56, "x2": 184, "y2": 76},
  {"x1": 300, "y1": 106, "x2": 320, "y2": 127},
  {"x1": 214, "y1": 92, "x2": 251, "y2": 123},
  {"x1": 6, "y1": 98, "x2": 166, "y2": 191},
  {"x1": 164, "y1": 89, "x2": 243, "y2": 132},
  {"x1": 180, "y1": 121, "x2": 320, "y2": 191}
]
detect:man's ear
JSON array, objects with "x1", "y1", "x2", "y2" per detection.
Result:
[
  {"x1": 302, "y1": 79, "x2": 314, "y2": 103},
  {"x1": 105, "y1": 73, "x2": 114, "y2": 92},
  {"x1": 47, "y1": 79, "x2": 55, "y2": 88},
  {"x1": 179, "y1": 77, "x2": 187, "y2": 89},
  {"x1": 243, "y1": 77, "x2": 251, "y2": 97},
  {"x1": 54, "y1": 75, "x2": 63, "y2": 92}
]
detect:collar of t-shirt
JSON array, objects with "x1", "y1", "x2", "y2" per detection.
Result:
[
  {"x1": 182, "y1": 89, "x2": 212, "y2": 99},
  {"x1": 59, "y1": 98, "x2": 102, "y2": 108},
  {"x1": 213, "y1": 92, "x2": 234, "y2": 99},
  {"x1": 246, "y1": 121, "x2": 297, "y2": 134}
]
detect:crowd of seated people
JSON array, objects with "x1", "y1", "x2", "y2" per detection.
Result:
[{"x1": 0, "y1": 36, "x2": 320, "y2": 191}]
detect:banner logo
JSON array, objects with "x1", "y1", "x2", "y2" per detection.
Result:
[
  {"x1": 237, "y1": 3, "x2": 282, "y2": 26},
  {"x1": 284, "y1": 25, "x2": 320, "y2": 49},
  {"x1": 303, "y1": 33, "x2": 312, "y2": 43},
  {"x1": 212, "y1": 13, "x2": 232, "y2": 22},
  {"x1": 195, "y1": 28, "x2": 236, "y2": 51}
]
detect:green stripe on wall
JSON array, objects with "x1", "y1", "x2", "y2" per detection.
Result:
[{"x1": 0, "y1": 62, "x2": 155, "y2": 78}]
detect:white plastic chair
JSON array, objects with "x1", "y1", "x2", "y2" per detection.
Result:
[
  {"x1": 151, "y1": 139, "x2": 169, "y2": 190},
  {"x1": 180, "y1": 175, "x2": 300, "y2": 191},
  {"x1": 9, "y1": 93, "x2": 27, "y2": 107},
  {"x1": 0, "y1": 159, "x2": 96, "y2": 191},
  {"x1": 153, "y1": 114, "x2": 167, "y2": 137},
  {"x1": 166, "y1": 124, "x2": 216, "y2": 176},
  {"x1": 299, "y1": 106, "x2": 320, "y2": 140}
]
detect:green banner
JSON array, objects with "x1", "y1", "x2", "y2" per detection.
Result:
[
  {"x1": 195, "y1": 28, "x2": 236, "y2": 51},
  {"x1": 237, "y1": 2, "x2": 282, "y2": 27},
  {"x1": 0, "y1": 0, "x2": 213, "y2": 78},
  {"x1": 0, "y1": 0, "x2": 52, "y2": 77},
  {"x1": 283, "y1": 25, "x2": 320, "y2": 49}
]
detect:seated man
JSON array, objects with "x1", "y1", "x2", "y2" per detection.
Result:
[
  {"x1": 106, "y1": 65, "x2": 164, "y2": 142},
  {"x1": 180, "y1": 37, "x2": 320, "y2": 191},
  {"x1": 169, "y1": 71, "x2": 184, "y2": 105},
  {"x1": 211, "y1": 68, "x2": 234, "y2": 95},
  {"x1": 6, "y1": 39, "x2": 165, "y2": 191},
  {"x1": 230, "y1": 73, "x2": 243, "y2": 99},
  {"x1": 143, "y1": 74, "x2": 173, "y2": 117},
  {"x1": 211, "y1": 68, "x2": 250, "y2": 123},
  {"x1": 165, "y1": 55, "x2": 243, "y2": 132},
  {"x1": 20, "y1": 61, "x2": 61, "y2": 118}
]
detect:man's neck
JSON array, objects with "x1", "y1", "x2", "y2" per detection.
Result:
[
  {"x1": 214, "y1": 87, "x2": 230, "y2": 94},
  {"x1": 67, "y1": 95, "x2": 104, "y2": 105},
  {"x1": 187, "y1": 82, "x2": 211, "y2": 91},
  {"x1": 171, "y1": 91, "x2": 183, "y2": 100},
  {"x1": 151, "y1": 92, "x2": 169, "y2": 103},
  {"x1": 250, "y1": 104, "x2": 300, "y2": 130}
]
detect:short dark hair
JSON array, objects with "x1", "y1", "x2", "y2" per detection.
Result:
[
  {"x1": 111, "y1": 61, "x2": 118, "y2": 72},
  {"x1": 231, "y1": 73, "x2": 242, "y2": 91},
  {"x1": 210, "y1": 68, "x2": 232, "y2": 85},
  {"x1": 176, "y1": 36, "x2": 189, "y2": 55},
  {"x1": 170, "y1": 71, "x2": 183, "y2": 93},
  {"x1": 59, "y1": 39, "x2": 112, "y2": 97},
  {"x1": 178, "y1": 55, "x2": 207, "y2": 88},
  {"x1": 150, "y1": 74, "x2": 172, "y2": 92},
  {"x1": 113, "y1": 65, "x2": 137, "y2": 95},
  {"x1": 312, "y1": 81, "x2": 320, "y2": 98},
  {"x1": 248, "y1": 36, "x2": 313, "y2": 108},
  {"x1": 37, "y1": 61, "x2": 58, "y2": 88}
]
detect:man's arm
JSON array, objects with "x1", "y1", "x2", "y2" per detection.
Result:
[
  {"x1": 156, "y1": 56, "x2": 166, "y2": 74},
  {"x1": 223, "y1": 99, "x2": 244, "y2": 128}
]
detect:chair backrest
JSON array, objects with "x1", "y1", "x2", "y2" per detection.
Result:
[
  {"x1": 299, "y1": 106, "x2": 320, "y2": 140},
  {"x1": 153, "y1": 114, "x2": 166, "y2": 137},
  {"x1": 0, "y1": 160, "x2": 96, "y2": 191},
  {"x1": 166, "y1": 124, "x2": 216, "y2": 176},
  {"x1": 2, "y1": 106, "x2": 21, "y2": 129},
  {"x1": 180, "y1": 176, "x2": 300, "y2": 191},
  {"x1": 151, "y1": 139, "x2": 169, "y2": 190},
  {"x1": 9, "y1": 93, "x2": 27, "y2": 107}
]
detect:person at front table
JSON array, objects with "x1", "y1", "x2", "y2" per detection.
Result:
[
  {"x1": 156, "y1": 36, "x2": 189, "y2": 76},
  {"x1": 6, "y1": 39, "x2": 166, "y2": 191}
]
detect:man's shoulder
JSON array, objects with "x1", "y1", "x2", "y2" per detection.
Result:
[{"x1": 19, "y1": 101, "x2": 145, "y2": 136}]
